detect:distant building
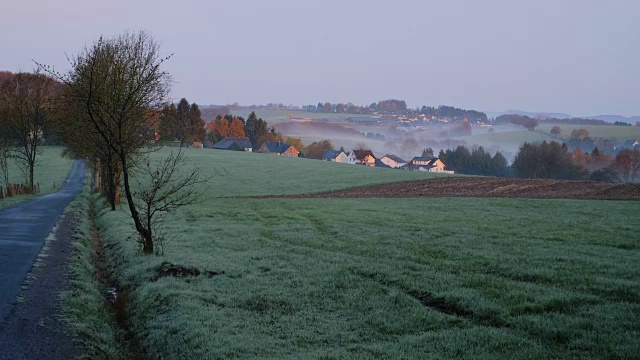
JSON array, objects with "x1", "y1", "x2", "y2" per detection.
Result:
[
  {"x1": 258, "y1": 141, "x2": 300, "y2": 157},
  {"x1": 213, "y1": 137, "x2": 253, "y2": 152},
  {"x1": 352, "y1": 150, "x2": 376, "y2": 166},
  {"x1": 402, "y1": 157, "x2": 453, "y2": 173},
  {"x1": 323, "y1": 150, "x2": 348, "y2": 163},
  {"x1": 380, "y1": 154, "x2": 407, "y2": 168},
  {"x1": 374, "y1": 159, "x2": 391, "y2": 168}
]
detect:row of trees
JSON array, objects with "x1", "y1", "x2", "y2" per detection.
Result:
[
  {"x1": 512, "y1": 141, "x2": 639, "y2": 182},
  {"x1": 438, "y1": 146, "x2": 509, "y2": 177},
  {"x1": 432, "y1": 141, "x2": 639, "y2": 183}
]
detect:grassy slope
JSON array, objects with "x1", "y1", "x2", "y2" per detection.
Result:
[
  {"x1": 99, "y1": 148, "x2": 640, "y2": 359},
  {"x1": 0, "y1": 147, "x2": 75, "y2": 209},
  {"x1": 537, "y1": 124, "x2": 640, "y2": 143},
  {"x1": 168, "y1": 148, "x2": 444, "y2": 196}
]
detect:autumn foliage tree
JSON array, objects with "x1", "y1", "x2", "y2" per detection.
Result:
[
  {"x1": 205, "y1": 115, "x2": 246, "y2": 143},
  {"x1": 305, "y1": 140, "x2": 333, "y2": 159}
]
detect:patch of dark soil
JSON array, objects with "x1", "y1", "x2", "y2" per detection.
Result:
[
  {"x1": 155, "y1": 262, "x2": 201, "y2": 279},
  {"x1": 410, "y1": 291, "x2": 510, "y2": 329},
  {"x1": 206, "y1": 270, "x2": 225, "y2": 278},
  {"x1": 412, "y1": 292, "x2": 474, "y2": 318},
  {"x1": 153, "y1": 262, "x2": 225, "y2": 281},
  {"x1": 255, "y1": 177, "x2": 640, "y2": 200}
]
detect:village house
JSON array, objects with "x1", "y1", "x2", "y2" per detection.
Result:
[
  {"x1": 380, "y1": 154, "x2": 407, "y2": 168},
  {"x1": 352, "y1": 149, "x2": 376, "y2": 166},
  {"x1": 345, "y1": 151, "x2": 357, "y2": 164},
  {"x1": 213, "y1": 137, "x2": 253, "y2": 152},
  {"x1": 258, "y1": 141, "x2": 300, "y2": 157},
  {"x1": 323, "y1": 150, "x2": 348, "y2": 162},
  {"x1": 403, "y1": 156, "x2": 453, "y2": 173}
]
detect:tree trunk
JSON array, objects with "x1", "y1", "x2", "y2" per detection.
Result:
[
  {"x1": 105, "y1": 161, "x2": 116, "y2": 211},
  {"x1": 29, "y1": 163, "x2": 34, "y2": 194},
  {"x1": 120, "y1": 154, "x2": 153, "y2": 254}
]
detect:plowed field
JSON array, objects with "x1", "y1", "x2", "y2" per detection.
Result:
[{"x1": 261, "y1": 177, "x2": 640, "y2": 200}]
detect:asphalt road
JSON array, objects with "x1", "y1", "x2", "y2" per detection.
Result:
[{"x1": 0, "y1": 160, "x2": 85, "y2": 321}]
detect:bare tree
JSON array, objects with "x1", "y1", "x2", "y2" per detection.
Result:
[
  {"x1": 0, "y1": 71, "x2": 56, "y2": 192},
  {"x1": 41, "y1": 30, "x2": 179, "y2": 254},
  {"x1": 132, "y1": 150, "x2": 204, "y2": 254}
]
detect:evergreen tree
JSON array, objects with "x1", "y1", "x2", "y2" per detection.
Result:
[
  {"x1": 187, "y1": 103, "x2": 206, "y2": 142},
  {"x1": 158, "y1": 103, "x2": 177, "y2": 140},
  {"x1": 421, "y1": 147, "x2": 434, "y2": 158}
]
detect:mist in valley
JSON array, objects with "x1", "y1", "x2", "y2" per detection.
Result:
[{"x1": 273, "y1": 120, "x2": 521, "y2": 162}]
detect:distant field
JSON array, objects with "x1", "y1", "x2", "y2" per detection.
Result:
[
  {"x1": 229, "y1": 108, "x2": 375, "y2": 123},
  {"x1": 98, "y1": 148, "x2": 639, "y2": 359},
  {"x1": 537, "y1": 124, "x2": 640, "y2": 142},
  {"x1": 0, "y1": 147, "x2": 74, "y2": 209},
  {"x1": 174, "y1": 148, "x2": 441, "y2": 196}
]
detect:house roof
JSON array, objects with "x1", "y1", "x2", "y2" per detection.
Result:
[
  {"x1": 374, "y1": 159, "x2": 391, "y2": 168},
  {"x1": 382, "y1": 154, "x2": 406, "y2": 163},
  {"x1": 262, "y1": 141, "x2": 293, "y2": 154},
  {"x1": 409, "y1": 157, "x2": 442, "y2": 168},
  {"x1": 352, "y1": 149, "x2": 375, "y2": 160},
  {"x1": 411, "y1": 156, "x2": 437, "y2": 162},
  {"x1": 324, "y1": 150, "x2": 345, "y2": 159},
  {"x1": 213, "y1": 137, "x2": 252, "y2": 150}
]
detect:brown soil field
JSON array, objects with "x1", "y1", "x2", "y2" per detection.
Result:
[{"x1": 260, "y1": 177, "x2": 640, "y2": 200}]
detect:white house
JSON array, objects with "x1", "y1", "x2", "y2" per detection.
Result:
[{"x1": 344, "y1": 151, "x2": 358, "y2": 164}]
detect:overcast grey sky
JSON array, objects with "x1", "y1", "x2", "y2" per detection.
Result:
[{"x1": 2, "y1": 0, "x2": 639, "y2": 116}]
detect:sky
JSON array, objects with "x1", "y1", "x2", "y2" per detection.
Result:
[{"x1": 1, "y1": 0, "x2": 639, "y2": 117}]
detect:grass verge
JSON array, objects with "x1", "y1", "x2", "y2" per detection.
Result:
[{"x1": 62, "y1": 179, "x2": 122, "y2": 359}]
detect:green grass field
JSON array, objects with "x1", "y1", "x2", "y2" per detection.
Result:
[
  {"x1": 0, "y1": 147, "x2": 75, "y2": 209},
  {"x1": 96, "y1": 148, "x2": 640, "y2": 359}
]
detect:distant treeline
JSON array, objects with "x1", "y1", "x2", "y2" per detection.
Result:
[
  {"x1": 420, "y1": 106, "x2": 488, "y2": 123},
  {"x1": 495, "y1": 114, "x2": 614, "y2": 128},
  {"x1": 302, "y1": 99, "x2": 408, "y2": 114},
  {"x1": 302, "y1": 99, "x2": 488, "y2": 122},
  {"x1": 441, "y1": 142, "x2": 639, "y2": 183}
]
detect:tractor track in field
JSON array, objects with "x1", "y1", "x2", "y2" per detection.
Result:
[{"x1": 253, "y1": 177, "x2": 640, "y2": 201}]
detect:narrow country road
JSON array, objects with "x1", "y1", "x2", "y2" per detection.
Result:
[{"x1": 0, "y1": 160, "x2": 85, "y2": 321}]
